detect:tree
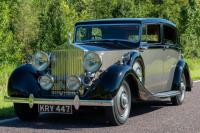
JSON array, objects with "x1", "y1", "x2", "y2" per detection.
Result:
[
  {"x1": 0, "y1": 0, "x2": 200, "y2": 64},
  {"x1": 0, "y1": 1, "x2": 16, "y2": 65},
  {"x1": 180, "y1": 1, "x2": 200, "y2": 57},
  {"x1": 9, "y1": 0, "x2": 39, "y2": 58},
  {"x1": 36, "y1": 0, "x2": 79, "y2": 51}
]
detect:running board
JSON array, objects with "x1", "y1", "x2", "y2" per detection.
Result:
[{"x1": 153, "y1": 91, "x2": 181, "y2": 98}]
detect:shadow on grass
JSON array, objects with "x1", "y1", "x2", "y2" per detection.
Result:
[
  {"x1": 0, "y1": 106, "x2": 15, "y2": 120},
  {"x1": 0, "y1": 101, "x2": 172, "y2": 129}
]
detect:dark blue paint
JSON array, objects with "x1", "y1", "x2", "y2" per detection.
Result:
[
  {"x1": 7, "y1": 64, "x2": 41, "y2": 97},
  {"x1": 172, "y1": 59, "x2": 192, "y2": 91},
  {"x1": 86, "y1": 63, "x2": 139, "y2": 99},
  {"x1": 75, "y1": 18, "x2": 176, "y2": 28}
]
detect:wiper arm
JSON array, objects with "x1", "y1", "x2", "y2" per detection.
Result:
[
  {"x1": 80, "y1": 39, "x2": 134, "y2": 49},
  {"x1": 99, "y1": 39, "x2": 133, "y2": 49}
]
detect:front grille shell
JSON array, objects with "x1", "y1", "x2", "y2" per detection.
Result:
[{"x1": 50, "y1": 48, "x2": 84, "y2": 97}]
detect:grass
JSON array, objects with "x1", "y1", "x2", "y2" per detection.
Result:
[
  {"x1": 0, "y1": 58, "x2": 199, "y2": 119},
  {"x1": 0, "y1": 65, "x2": 16, "y2": 119},
  {"x1": 185, "y1": 58, "x2": 200, "y2": 80}
]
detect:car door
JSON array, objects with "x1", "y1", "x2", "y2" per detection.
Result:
[
  {"x1": 162, "y1": 25, "x2": 180, "y2": 91},
  {"x1": 140, "y1": 24, "x2": 165, "y2": 93}
]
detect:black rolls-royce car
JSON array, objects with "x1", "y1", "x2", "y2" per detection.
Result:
[{"x1": 5, "y1": 18, "x2": 192, "y2": 125}]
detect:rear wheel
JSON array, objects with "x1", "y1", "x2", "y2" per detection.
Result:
[
  {"x1": 171, "y1": 74, "x2": 186, "y2": 105},
  {"x1": 106, "y1": 80, "x2": 131, "y2": 126},
  {"x1": 14, "y1": 103, "x2": 39, "y2": 121}
]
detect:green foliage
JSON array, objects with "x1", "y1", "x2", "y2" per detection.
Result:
[
  {"x1": 186, "y1": 58, "x2": 200, "y2": 80},
  {"x1": 0, "y1": 1, "x2": 18, "y2": 65},
  {"x1": 0, "y1": 0, "x2": 200, "y2": 64},
  {"x1": 37, "y1": 0, "x2": 78, "y2": 51},
  {"x1": 180, "y1": 2, "x2": 200, "y2": 58}
]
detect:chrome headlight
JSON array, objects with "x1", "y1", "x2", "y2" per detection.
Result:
[
  {"x1": 83, "y1": 52, "x2": 102, "y2": 73},
  {"x1": 38, "y1": 75, "x2": 54, "y2": 91},
  {"x1": 66, "y1": 76, "x2": 81, "y2": 91},
  {"x1": 31, "y1": 51, "x2": 50, "y2": 71}
]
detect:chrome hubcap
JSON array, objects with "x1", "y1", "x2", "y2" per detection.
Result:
[
  {"x1": 178, "y1": 75, "x2": 186, "y2": 102},
  {"x1": 133, "y1": 62, "x2": 143, "y2": 82},
  {"x1": 116, "y1": 84, "x2": 130, "y2": 119},
  {"x1": 120, "y1": 92, "x2": 128, "y2": 109}
]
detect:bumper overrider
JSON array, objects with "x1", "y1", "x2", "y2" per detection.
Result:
[{"x1": 4, "y1": 94, "x2": 113, "y2": 110}]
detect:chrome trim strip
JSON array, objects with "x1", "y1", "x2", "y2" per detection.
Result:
[{"x1": 4, "y1": 94, "x2": 113, "y2": 110}]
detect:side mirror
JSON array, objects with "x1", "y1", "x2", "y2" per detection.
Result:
[{"x1": 67, "y1": 32, "x2": 72, "y2": 45}]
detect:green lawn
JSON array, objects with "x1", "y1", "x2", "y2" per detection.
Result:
[
  {"x1": 0, "y1": 88, "x2": 15, "y2": 119},
  {"x1": 0, "y1": 59, "x2": 200, "y2": 119},
  {"x1": 0, "y1": 65, "x2": 15, "y2": 119},
  {"x1": 186, "y1": 58, "x2": 200, "y2": 80}
]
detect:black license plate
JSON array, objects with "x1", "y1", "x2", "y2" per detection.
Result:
[{"x1": 39, "y1": 104, "x2": 72, "y2": 114}]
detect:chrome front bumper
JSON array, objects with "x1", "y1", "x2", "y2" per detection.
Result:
[{"x1": 4, "y1": 94, "x2": 113, "y2": 110}]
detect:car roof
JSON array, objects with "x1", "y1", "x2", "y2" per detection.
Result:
[{"x1": 75, "y1": 18, "x2": 176, "y2": 28}]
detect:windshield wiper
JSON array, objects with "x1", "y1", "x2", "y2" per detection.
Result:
[{"x1": 81, "y1": 39, "x2": 134, "y2": 49}]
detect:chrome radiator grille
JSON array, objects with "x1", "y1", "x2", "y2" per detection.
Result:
[{"x1": 51, "y1": 48, "x2": 84, "y2": 96}]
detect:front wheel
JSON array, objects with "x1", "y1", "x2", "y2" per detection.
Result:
[
  {"x1": 14, "y1": 103, "x2": 39, "y2": 121},
  {"x1": 106, "y1": 80, "x2": 131, "y2": 126},
  {"x1": 171, "y1": 74, "x2": 186, "y2": 105}
]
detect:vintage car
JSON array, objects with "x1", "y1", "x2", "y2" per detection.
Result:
[{"x1": 5, "y1": 18, "x2": 192, "y2": 126}]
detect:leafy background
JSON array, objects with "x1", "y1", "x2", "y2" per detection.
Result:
[{"x1": 1, "y1": 0, "x2": 200, "y2": 65}]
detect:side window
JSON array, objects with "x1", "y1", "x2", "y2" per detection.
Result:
[
  {"x1": 163, "y1": 25, "x2": 177, "y2": 45},
  {"x1": 146, "y1": 24, "x2": 161, "y2": 43}
]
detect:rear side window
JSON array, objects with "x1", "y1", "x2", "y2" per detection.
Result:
[
  {"x1": 142, "y1": 24, "x2": 161, "y2": 43},
  {"x1": 163, "y1": 25, "x2": 177, "y2": 44}
]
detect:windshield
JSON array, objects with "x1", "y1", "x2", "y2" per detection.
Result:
[{"x1": 74, "y1": 24, "x2": 140, "y2": 43}]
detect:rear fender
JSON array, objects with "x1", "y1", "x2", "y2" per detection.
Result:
[{"x1": 172, "y1": 59, "x2": 192, "y2": 91}]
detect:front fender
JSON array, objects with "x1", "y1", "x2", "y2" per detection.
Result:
[
  {"x1": 127, "y1": 51, "x2": 142, "y2": 66},
  {"x1": 7, "y1": 64, "x2": 41, "y2": 97},
  {"x1": 172, "y1": 59, "x2": 192, "y2": 91},
  {"x1": 86, "y1": 63, "x2": 139, "y2": 99}
]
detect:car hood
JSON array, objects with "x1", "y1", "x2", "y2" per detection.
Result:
[
  {"x1": 74, "y1": 44, "x2": 138, "y2": 71},
  {"x1": 75, "y1": 44, "x2": 109, "y2": 51}
]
